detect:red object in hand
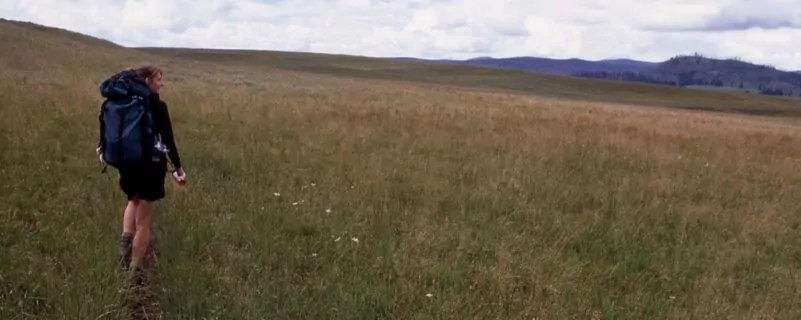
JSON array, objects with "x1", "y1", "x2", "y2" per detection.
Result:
[{"x1": 172, "y1": 169, "x2": 186, "y2": 187}]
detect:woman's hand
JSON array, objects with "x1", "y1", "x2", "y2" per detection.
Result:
[{"x1": 96, "y1": 146, "x2": 104, "y2": 163}]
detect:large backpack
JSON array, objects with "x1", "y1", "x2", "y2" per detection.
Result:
[{"x1": 98, "y1": 69, "x2": 157, "y2": 169}]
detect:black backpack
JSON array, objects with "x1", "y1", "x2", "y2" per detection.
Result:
[{"x1": 98, "y1": 70, "x2": 157, "y2": 169}]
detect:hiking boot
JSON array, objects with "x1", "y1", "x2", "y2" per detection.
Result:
[
  {"x1": 144, "y1": 233, "x2": 158, "y2": 269},
  {"x1": 117, "y1": 232, "x2": 157, "y2": 270},
  {"x1": 132, "y1": 265, "x2": 149, "y2": 285},
  {"x1": 117, "y1": 233, "x2": 133, "y2": 269}
]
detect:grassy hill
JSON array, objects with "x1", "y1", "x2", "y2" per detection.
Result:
[
  {"x1": 139, "y1": 47, "x2": 801, "y2": 116},
  {"x1": 408, "y1": 56, "x2": 658, "y2": 75},
  {"x1": 5, "y1": 18, "x2": 801, "y2": 319}
]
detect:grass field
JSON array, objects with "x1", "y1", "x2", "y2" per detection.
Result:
[{"x1": 3, "y1": 18, "x2": 801, "y2": 319}]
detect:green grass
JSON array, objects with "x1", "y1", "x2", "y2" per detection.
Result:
[{"x1": 4, "y1": 18, "x2": 801, "y2": 319}]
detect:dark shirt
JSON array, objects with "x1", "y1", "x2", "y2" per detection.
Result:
[{"x1": 98, "y1": 93, "x2": 182, "y2": 169}]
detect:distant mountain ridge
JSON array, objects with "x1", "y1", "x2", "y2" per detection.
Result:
[
  {"x1": 406, "y1": 54, "x2": 801, "y2": 97},
  {"x1": 403, "y1": 56, "x2": 658, "y2": 75}
]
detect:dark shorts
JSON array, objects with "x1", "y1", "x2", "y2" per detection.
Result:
[{"x1": 118, "y1": 162, "x2": 167, "y2": 201}]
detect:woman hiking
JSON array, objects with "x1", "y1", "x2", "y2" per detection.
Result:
[{"x1": 97, "y1": 65, "x2": 185, "y2": 286}]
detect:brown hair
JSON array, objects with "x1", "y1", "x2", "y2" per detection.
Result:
[{"x1": 134, "y1": 65, "x2": 162, "y2": 83}]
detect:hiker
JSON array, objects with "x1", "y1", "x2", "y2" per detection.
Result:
[{"x1": 96, "y1": 65, "x2": 185, "y2": 284}]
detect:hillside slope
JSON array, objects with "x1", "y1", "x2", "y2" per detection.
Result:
[
  {"x1": 0, "y1": 18, "x2": 150, "y2": 76},
  {"x1": 139, "y1": 47, "x2": 801, "y2": 117}
]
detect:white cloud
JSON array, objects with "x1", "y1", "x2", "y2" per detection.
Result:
[{"x1": 2, "y1": 0, "x2": 801, "y2": 70}]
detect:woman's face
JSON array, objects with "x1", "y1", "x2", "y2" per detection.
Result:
[{"x1": 149, "y1": 72, "x2": 164, "y2": 93}]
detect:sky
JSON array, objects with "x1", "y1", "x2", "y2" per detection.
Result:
[{"x1": 3, "y1": 0, "x2": 801, "y2": 70}]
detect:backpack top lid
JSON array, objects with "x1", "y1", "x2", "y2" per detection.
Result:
[{"x1": 99, "y1": 69, "x2": 152, "y2": 100}]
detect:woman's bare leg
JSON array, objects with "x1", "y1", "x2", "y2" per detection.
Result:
[
  {"x1": 123, "y1": 200, "x2": 139, "y2": 235},
  {"x1": 130, "y1": 200, "x2": 156, "y2": 270},
  {"x1": 118, "y1": 200, "x2": 139, "y2": 268}
]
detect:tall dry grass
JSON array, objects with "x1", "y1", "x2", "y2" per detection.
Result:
[{"x1": 4, "y1": 18, "x2": 801, "y2": 319}]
